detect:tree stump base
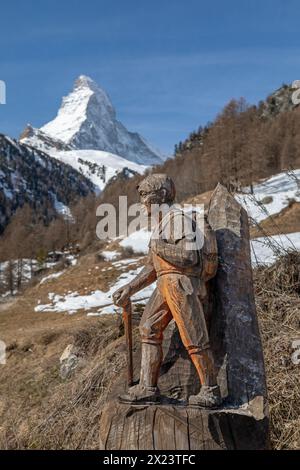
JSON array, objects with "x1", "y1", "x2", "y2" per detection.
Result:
[{"x1": 99, "y1": 398, "x2": 269, "y2": 450}]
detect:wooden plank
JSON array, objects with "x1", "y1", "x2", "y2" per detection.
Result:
[
  {"x1": 173, "y1": 407, "x2": 190, "y2": 450},
  {"x1": 137, "y1": 406, "x2": 155, "y2": 450},
  {"x1": 186, "y1": 407, "x2": 205, "y2": 450},
  {"x1": 154, "y1": 407, "x2": 177, "y2": 450}
]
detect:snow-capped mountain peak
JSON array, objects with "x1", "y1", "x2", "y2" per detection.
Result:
[
  {"x1": 73, "y1": 74, "x2": 114, "y2": 113},
  {"x1": 21, "y1": 75, "x2": 164, "y2": 165},
  {"x1": 41, "y1": 75, "x2": 116, "y2": 145}
]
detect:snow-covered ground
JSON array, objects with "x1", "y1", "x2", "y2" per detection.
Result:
[
  {"x1": 120, "y1": 227, "x2": 300, "y2": 267},
  {"x1": 251, "y1": 232, "x2": 300, "y2": 266},
  {"x1": 119, "y1": 169, "x2": 300, "y2": 258},
  {"x1": 48, "y1": 149, "x2": 147, "y2": 192},
  {"x1": 112, "y1": 258, "x2": 140, "y2": 267},
  {"x1": 36, "y1": 230, "x2": 300, "y2": 315},
  {"x1": 237, "y1": 169, "x2": 300, "y2": 222},
  {"x1": 0, "y1": 252, "x2": 78, "y2": 297},
  {"x1": 39, "y1": 270, "x2": 65, "y2": 285},
  {"x1": 236, "y1": 170, "x2": 300, "y2": 263},
  {"x1": 31, "y1": 169, "x2": 300, "y2": 316},
  {"x1": 101, "y1": 250, "x2": 120, "y2": 261},
  {"x1": 118, "y1": 175, "x2": 300, "y2": 269},
  {"x1": 33, "y1": 229, "x2": 300, "y2": 315},
  {"x1": 0, "y1": 258, "x2": 44, "y2": 297},
  {"x1": 119, "y1": 228, "x2": 151, "y2": 254},
  {"x1": 49, "y1": 192, "x2": 74, "y2": 221},
  {"x1": 35, "y1": 265, "x2": 155, "y2": 315}
]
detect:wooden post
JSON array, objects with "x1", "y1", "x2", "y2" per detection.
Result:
[{"x1": 123, "y1": 301, "x2": 133, "y2": 387}]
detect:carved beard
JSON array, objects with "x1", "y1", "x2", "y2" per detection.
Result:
[
  {"x1": 140, "y1": 189, "x2": 169, "y2": 207},
  {"x1": 141, "y1": 203, "x2": 149, "y2": 217}
]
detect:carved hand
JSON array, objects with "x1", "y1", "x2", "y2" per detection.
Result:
[{"x1": 113, "y1": 285, "x2": 132, "y2": 307}]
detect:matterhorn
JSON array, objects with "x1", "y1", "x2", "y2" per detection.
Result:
[{"x1": 21, "y1": 75, "x2": 163, "y2": 166}]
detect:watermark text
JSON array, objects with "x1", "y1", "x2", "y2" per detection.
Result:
[
  {"x1": 0, "y1": 80, "x2": 6, "y2": 105},
  {"x1": 96, "y1": 198, "x2": 205, "y2": 251}
]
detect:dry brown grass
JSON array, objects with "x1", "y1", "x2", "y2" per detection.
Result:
[
  {"x1": 251, "y1": 201, "x2": 300, "y2": 238},
  {"x1": 0, "y1": 316, "x2": 127, "y2": 449},
  {"x1": 184, "y1": 190, "x2": 214, "y2": 209},
  {"x1": 255, "y1": 250, "x2": 300, "y2": 450},
  {"x1": 0, "y1": 250, "x2": 132, "y2": 449}
]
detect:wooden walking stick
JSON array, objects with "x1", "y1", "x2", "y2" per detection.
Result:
[{"x1": 122, "y1": 300, "x2": 134, "y2": 387}]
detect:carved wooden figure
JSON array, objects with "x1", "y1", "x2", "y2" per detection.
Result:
[
  {"x1": 102, "y1": 178, "x2": 269, "y2": 450},
  {"x1": 113, "y1": 174, "x2": 221, "y2": 408}
]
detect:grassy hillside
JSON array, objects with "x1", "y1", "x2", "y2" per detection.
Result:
[{"x1": 0, "y1": 243, "x2": 299, "y2": 450}]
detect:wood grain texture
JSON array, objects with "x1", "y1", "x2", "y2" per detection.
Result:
[
  {"x1": 208, "y1": 184, "x2": 268, "y2": 406},
  {"x1": 99, "y1": 401, "x2": 269, "y2": 450}
]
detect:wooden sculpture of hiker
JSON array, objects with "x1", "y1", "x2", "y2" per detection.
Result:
[{"x1": 113, "y1": 173, "x2": 222, "y2": 408}]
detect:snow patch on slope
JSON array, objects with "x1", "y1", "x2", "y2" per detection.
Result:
[
  {"x1": 39, "y1": 271, "x2": 65, "y2": 285},
  {"x1": 237, "y1": 170, "x2": 300, "y2": 222},
  {"x1": 35, "y1": 265, "x2": 155, "y2": 314},
  {"x1": 251, "y1": 232, "x2": 300, "y2": 266},
  {"x1": 120, "y1": 228, "x2": 151, "y2": 254},
  {"x1": 48, "y1": 149, "x2": 147, "y2": 192},
  {"x1": 50, "y1": 192, "x2": 73, "y2": 220}
]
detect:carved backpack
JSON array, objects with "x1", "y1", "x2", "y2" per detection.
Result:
[
  {"x1": 202, "y1": 213, "x2": 218, "y2": 281},
  {"x1": 191, "y1": 211, "x2": 218, "y2": 282}
]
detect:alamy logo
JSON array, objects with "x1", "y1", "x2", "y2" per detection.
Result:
[
  {"x1": 0, "y1": 340, "x2": 6, "y2": 365},
  {"x1": 291, "y1": 80, "x2": 300, "y2": 105},
  {"x1": 96, "y1": 198, "x2": 205, "y2": 251},
  {"x1": 0, "y1": 80, "x2": 6, "y2": 105}
]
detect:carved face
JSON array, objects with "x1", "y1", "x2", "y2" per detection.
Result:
[
  {"x1": 137, "y1": 174, "x2": 176, "y2": 216},
  {"x1": 139, "y1": 189, "x2": 168, "y2": 216}
]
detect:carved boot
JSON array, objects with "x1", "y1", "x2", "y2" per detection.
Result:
[
  {"x1": 188, "y1": 348, "x2": 222, "y2": 408},
  {"x1": 118, "y1": 342, "x2": 162, "y2": 405},
  {"x1": 189, "y1": 385, "x2": 222, "y2": 408},
  {"x1": 118, "y1": 383, "x2": 160, "y2": 404}
]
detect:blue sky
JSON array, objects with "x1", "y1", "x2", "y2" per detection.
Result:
[{"x1": 0, "y1": 0, "x2": 300, "y2": 154}]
